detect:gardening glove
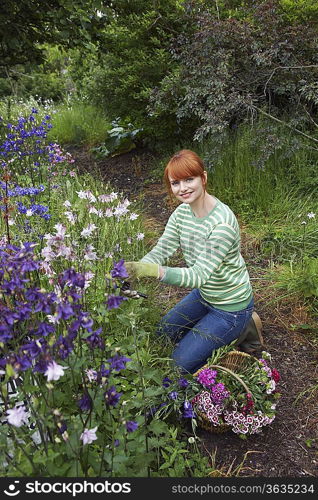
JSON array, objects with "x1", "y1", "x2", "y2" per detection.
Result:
[{"x1": 124, "y1": 261, "x2": 160, "y2": 279}]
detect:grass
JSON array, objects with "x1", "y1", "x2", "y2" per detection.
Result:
[{"x1": 48, "y1": 103, "x2": 111, "y2": 147}]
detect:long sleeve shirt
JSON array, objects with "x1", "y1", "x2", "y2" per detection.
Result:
[{"x1": 141, "y1": 198, "x2": 252, "y2": 311}]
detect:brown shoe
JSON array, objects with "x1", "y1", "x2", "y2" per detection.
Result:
[{"x1": 235, "y1": 312, "x2": 264, "y2": 354}]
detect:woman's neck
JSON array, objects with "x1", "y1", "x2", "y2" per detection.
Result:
[{"x1": 191, "y1": 193, "x2": 216, "y2": 218}]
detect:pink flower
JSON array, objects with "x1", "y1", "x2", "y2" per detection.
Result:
[{"x1": 196, "y1": 368, "x2": 217, "y2": 387}]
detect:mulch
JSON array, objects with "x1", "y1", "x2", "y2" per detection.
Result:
[{"x1": 68, "y1": 145, "x2": 318, "y2": 478}]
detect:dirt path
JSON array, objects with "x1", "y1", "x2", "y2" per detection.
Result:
[{"x1": 70, "y1": 146, "x2": 318, "y2": 478}]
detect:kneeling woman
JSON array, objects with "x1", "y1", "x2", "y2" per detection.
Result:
[{"x1": 126, "y1": 149, "x2": 262, "y2": 374}]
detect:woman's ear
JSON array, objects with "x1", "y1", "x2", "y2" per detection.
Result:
[{"x1": 203, "y1": 171, "x2": 208, "y2": 185}]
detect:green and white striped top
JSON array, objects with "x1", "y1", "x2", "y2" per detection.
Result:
[{"x1": 141, "y1": 198, "x2": 252, "y2": 311}]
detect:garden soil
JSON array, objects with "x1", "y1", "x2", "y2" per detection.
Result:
[{"x1": 70, "y1": 146, "x2": 318, "y2": 478}]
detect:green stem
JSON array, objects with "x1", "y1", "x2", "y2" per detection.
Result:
[
  {"x1": 9, "y1": 429, "x2": 38, "y2": 474},
  {"x1": 131, "y1": 325, "x2": 150, "y2": 477},
  {"x1": 208, "y1": 364, "x2": 251, "y2": 395}
]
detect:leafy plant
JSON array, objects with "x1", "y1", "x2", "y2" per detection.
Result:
[{"x1": 91, "y1": 119, "x2": 143, "y2": 158}]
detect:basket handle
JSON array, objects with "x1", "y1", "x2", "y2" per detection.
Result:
[{"x1": 209, "y1": 364, "x2": 251, "y2": 396}]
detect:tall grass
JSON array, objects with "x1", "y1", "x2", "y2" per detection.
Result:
[
  {"x1": 197, "y1": 121, "x2": 318, "y2": 219},
  {"x1": 48, "y1": 103, "x2": 111, "y2": 147}
]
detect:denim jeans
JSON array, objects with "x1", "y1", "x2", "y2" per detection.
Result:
[{"x1": 157, "y1": 288, "x2": 254, "y2": 374}]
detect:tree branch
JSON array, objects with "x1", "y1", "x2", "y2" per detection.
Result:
[
  {"x1": 264, "y1": 65, "x2": 318, "y2": 97},
  {"x1": 250, "y1": 104, "x2": 318, "y2": 147}
]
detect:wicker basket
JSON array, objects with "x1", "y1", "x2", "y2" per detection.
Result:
[{"x1": 193, "y1": 350, "x2": 253, "y2": 433}]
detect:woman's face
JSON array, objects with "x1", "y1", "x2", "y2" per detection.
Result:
[{"x1": 169, "y1": 174, "x2": 206, "y2": 204}]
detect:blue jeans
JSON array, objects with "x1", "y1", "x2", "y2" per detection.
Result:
[{"x1": 157, "y1": 289, "x2": 254, "y2": 374}]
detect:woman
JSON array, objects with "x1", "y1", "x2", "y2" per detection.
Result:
[{"x1": 125, "y1": 149, "x2": 263, "y2": 374}]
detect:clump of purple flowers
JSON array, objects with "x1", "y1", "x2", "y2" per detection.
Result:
[{"x1": 196, "y1": 367, "x2": 217, "y2": 387}]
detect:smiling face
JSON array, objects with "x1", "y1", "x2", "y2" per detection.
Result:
[
  {"x1": 164, "y1": 150, "x2": 208, "y2": 205},
  {"x1": 169, "y1": 174, "x2": 207, "y2": 205}
]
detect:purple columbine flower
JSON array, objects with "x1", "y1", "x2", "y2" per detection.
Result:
[
  {"x1": 86, "y1": 328, "x2": 105, "y2": 350},
  {"x1": 107, "y1": 354, "x2": 131, "y2": 371},
  {"x1": 162, "y1": 377, "x2": 172, "y2": 387},
  {"x1": 77, "y1": 393, "x2": 93, "y2": 412},
  {"x1": 125, "y1": 421, "x2": 139, "y2": 433},
  {"x1": 182, "y1": 401, "x2": 195, "y2": 419},
  {"x1": 56, "y1": 301, "x2": 74, "y2": 320},
  {"x1": 178, "y1": 377, "x2": 189, "y2": 388},
  {"x1": 107, "y1": 294, "x2": 127, "y2": 310},
  {"x1": 105, "y1": 386, "x2": 122, "y2": 407},
  {"x1": 57, "y1": 421, "x2": 67, "y2": 434},
  {"x1": 169, "y1": 391, "x2": 178, "y2": 400},
  {"x1": 110, "y1": 259, "x2": 129, "y2": 279}
]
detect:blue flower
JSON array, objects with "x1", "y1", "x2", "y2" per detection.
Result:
[
  {"x1": 169, "y1": 391, "x2": 178, "y2": 400},
  {"x1": 86, "y1": 328, "x2": 105, "y2": 350},
  {"x1": 162, "y1": 377, "x2": 172, "y2": 387},
  {"x1": 105, "y1": 386, "x2": 122, "y2": 407},
  {"x1": 107, "y1": 354, "x2": 131, "y2": 371},
  {"x1": 178, "y1": 377, "x2": 189, "y2": 388},
  {"x1": 107, "y1": 295, "x2": 127, "y2": 310},
  {"x1": 56, "y1": 302, "x2": 74, "y2": 320},
  {"x1": 182, "y1": 401, "x2": 195, "y2": 419},
  {"x1": 125, "y1": 421, "x2": 138, "y2": 433},
  {"x1": 77, "y1": 393, "x2": 93, "y2": 412},
  {"x1": 111, "y1": 259, "x2": 129, "y2": 279}
]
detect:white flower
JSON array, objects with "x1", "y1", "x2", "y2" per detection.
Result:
[
  {"x1": 122, "y1": 198, "x2": 131, "y2": 208},
  {"x1": 54, "y1": 223, "x2": 68, "y2": 239},
  {"x1": 41, "y1": 246, "x2": 56, "y2": 261},
  {"x1": 80, "y1": 426, "x2": 98, "y2": 445},
  {"x1": 110, "y1": 192, "x2": 118, "y2": 201},
  {"x1": 301, "y1": 221, "x2": 307, "y2": 225},
  {"x1": 84, "y1": 270, "x2": 95, "y2": 289},
  {"x1": 81, "y1": 223, "x2": 97, "y2": 238},
  {"x1": 63, "y1": 200, "x2": 72, "y2": 207},
  {"x1": 98, "y1": 194, "x2": 112, "y2": 203},
  {"x1": 26, "y1": 209, "x2": 33, "y2": 216},
  {"x1": 266, "y1": 379, "x2": 276, "y2": 394},
  {"x1": 307, "y1": 212, "x2": 315, "y2": 219},
  {"x1": 84, "y1": 244, "x2": 98, "y2": 261},
  {"x1": 56, "y1": 245, "x2": 73, "y2": 258},
  {"x1": 47, "y1": 314, "x2": 60, "y2": 324},
  {"x1": 6, "y1": 405, "x2": 29, "y2": 427},
  {"x1": 45, "y1": 361, "x2": 67, "y2": 381},
  {"x1": 76, "y1": 190, "x2": 89, "y2": 199},
  {"x1": 104, "y1": 208, "x2": 113, "y2": 217},
  {"x1": 89, "y1": 206, "x2": 99, "y2": 215},
  {"x1": 136, "y1": 232, "x2": 145, "y2": 240},
  {"x1": 87, "y1": 191, "x2": 97, "y2": 203},
  {"x1": 64, "y1": 211, "x2": 77, "y2": 224},
  {"x1": 85, "y1": 368, "x2": 97, "y2": 382},
  {"x1": 114, "y1": 204, "x2": 129, "y2": 217},
  {"x1": 8, "y1": 218, "x2": 16, "y2": 226},
  {"x1": 129, "y1": 213, "x2": 139, "y2": 220}
]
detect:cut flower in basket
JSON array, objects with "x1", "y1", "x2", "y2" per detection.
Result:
[
  {"x1": 190, "y1": 347, "x2": 281, "y2": 437},
  {"x1": 156, "y1": 343, "x2": 281, "y2": 439}
]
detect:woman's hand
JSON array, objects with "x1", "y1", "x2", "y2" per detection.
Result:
[{"x1": 125, "y1": 261, "x2": 160, "y2": 279}]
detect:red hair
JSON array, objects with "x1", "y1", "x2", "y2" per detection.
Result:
[{"x1": 163, "y1": 149, "x2": 206, "y2": 193}]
